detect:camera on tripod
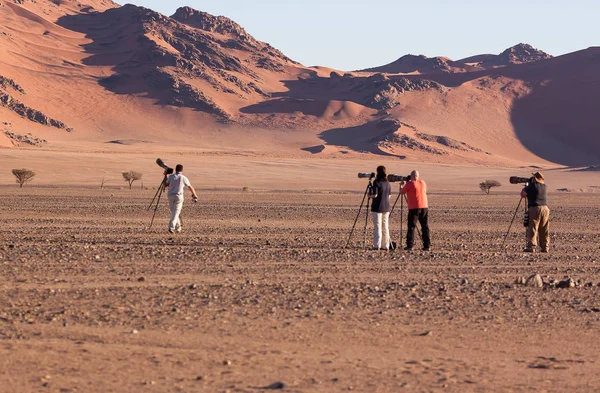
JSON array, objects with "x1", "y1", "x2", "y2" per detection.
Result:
[
  {"x1": 357, "y1": 172, "x2": 375, "y2": 179},
  {"x1": 509, "y1": 176, "x2": 532, "y2": 184},
  {"x1": 156, "y1": 158, "x2": 174, "y2": 174},
  {"x1": 388, "y1": 174, "x2": 411, "y2": 183}
]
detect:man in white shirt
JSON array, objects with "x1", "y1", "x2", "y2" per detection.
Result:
[{"x1": 165, "y1": 164, "x2": 198, "y2": 233}]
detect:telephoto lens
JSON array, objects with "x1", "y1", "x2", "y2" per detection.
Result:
[
  {"x1": 358, "y1": 172, "x2": 375, "y2": 179},
  {"x1": 388, "y1": 174, "x2": 410, "y2": 182},
  {"x1": 156, "y1": 158, "x2": 174, "y2": 174},
  {"x1": 509, "y1": 176, "x2": 531, "y2": 184}
]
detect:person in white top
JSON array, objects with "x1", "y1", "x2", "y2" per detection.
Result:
[{"x1": 165, "y1": 164, "x2": 198, "y2": 233}]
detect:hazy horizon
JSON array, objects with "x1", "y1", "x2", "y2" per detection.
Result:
[{"x1": 109, "y1": 1, "x2": 596, "y2": 70}]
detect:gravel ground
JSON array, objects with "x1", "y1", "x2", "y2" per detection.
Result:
[{"x1": 1, "y1": 187, "x2": 600, "y2": 392}]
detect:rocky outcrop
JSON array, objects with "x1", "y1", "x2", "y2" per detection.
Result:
[
  {"x1": 491, "y1": 43, "x2": 552, "y2": 65},
  {"x1": 3, "y1": 131, "x2": 47, "y2": 146},
  {"x1": 58, "y1": 4, "x2": 293, "y2": 119},
  {"x1": 379, "y1": 132, "x2": 448, "y2": 155},
  {"x1": 144, "y1": 70, "x2": 231, "y2": 121},
  {"x1": 375, "y1": 119, "x2": 490, "y2": 156},
  {"x1": 416, "y1": 132, "x2": 485, "y2": 153},
  {"x1": 460, "y1": 44, "x2": 553, "y2": 67},
  {"x1": 0, "y1": 75, "x2": 25, "y2": 94},
  {"x1": 361, "y1": 54, "x2": 453, "y2": 74},
  {"x1": 375, "y1": 119, "x2": 447, "y2": 155},
  {"x1": 0, "y1": 92, "x2": 71, "y2": 130},
  {"x1": 358, "y1": 77, "x2": 444, "y2": 110},
  {"x1": 170, "y1": 6, "x2": 295, "y2": 67}
]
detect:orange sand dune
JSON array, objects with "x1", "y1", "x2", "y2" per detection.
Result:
[{"x1": 1, "y1": 0, "x2": 598, "y2": 172}]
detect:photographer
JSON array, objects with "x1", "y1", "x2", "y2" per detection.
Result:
[
  {"x1": 165, "y1": 164, "x2": 198, "y2": 234},
  {"x1": 400, "y1": 170, "x2": 431, "y2": 251},
  {"x1": 521, "y1": 172, "x2": 549, "y2": 253},
  {"x1": 368, "y1": 166, "x2": 391, "y2": 250}
]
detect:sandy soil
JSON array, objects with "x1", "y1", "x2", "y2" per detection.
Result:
[{"x1": 1, "y1": 187, "x2": 600, "y2": 392}]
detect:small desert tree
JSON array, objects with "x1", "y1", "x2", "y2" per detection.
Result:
[
  {"x1": 479, "y1": 180, "x2": 502, "y2": 195},
  {"x1": 12, "y1": 168, "x2": 35, "y2": 188},
  {"x1": 122, "y1": 171, "x2": 142, "y2": 189}
]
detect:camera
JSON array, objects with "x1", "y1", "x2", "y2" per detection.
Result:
[
  {"x1": 388, "y1": 174, "x2": 411, "y2": 183},
  {"x1": 358, "y1": 172, "x2": 375, "y2": 179},
  {"x1": 509, "y1": 176, "x2": 532, "y2": 184},
  {"x1": 156, "y1": 158, "x2": 174, "y2": 174}
]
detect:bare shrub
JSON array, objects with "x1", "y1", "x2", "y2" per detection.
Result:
[
  {"x1": 12, "y1": 168, "x2": 35, "y2": 188},
  {"x1": 122, "y1": 171, "x2": 143, "y2": 189},
  {"x1": 479, "y1": 180, "x2": 502, "y2": 195}
]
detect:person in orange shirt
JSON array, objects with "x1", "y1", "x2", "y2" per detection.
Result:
[{"x1": 400, "y1": 170, "x2": 431, "y2": 251}]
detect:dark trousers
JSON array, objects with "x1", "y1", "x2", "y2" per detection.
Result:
[{"x1": 407, "y1": 208, "x2": 431, "y2": 249}]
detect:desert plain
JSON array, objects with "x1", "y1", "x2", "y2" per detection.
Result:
[
  {"x1": 2, "y1": 0, "x2": 600, "y2": 391},
  {"x1": 1, "y1": 183, "x2": 600, "y2": 393}
]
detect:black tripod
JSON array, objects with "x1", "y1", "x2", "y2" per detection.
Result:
[
  {"x1": 148, "y1": 175, "x2": 168, "y2": 229},
  {"x1": 345, "y1": 179, "x2": 373, "y2": 249},
  {"x1": 389, "y1": 185, "x2": 403, "y2": 249},
  {"x1": 502, "y1": 196, "x2": 527, "y2": 249}
]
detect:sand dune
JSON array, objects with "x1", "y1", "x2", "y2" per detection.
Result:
[{"x1": 0, "y1": 0, "x2": 598, "y2": 173}]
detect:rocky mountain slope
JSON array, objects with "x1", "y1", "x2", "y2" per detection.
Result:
[{"x1": 0, "y1": 0, "x2": 598, "y2": 167}]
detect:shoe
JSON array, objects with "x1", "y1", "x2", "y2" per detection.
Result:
[
  {"x1": 175, "y1": 227, "x2": 182, "y2": 234},
  {"x1": 541, "y1": 249, "x2": 549, "y2": 253},
  {"x1": 422, "y1": 247, "x2": 430, "y2": 251},
  {"x1": 404, "y1": 246, "x2": 413, "y2": 251},
  {"x1": 168, "y1": 228, "x2": 174, "y2": 234},
  {"x1": 523, "y1": 248, "x2": 535, "y2": 253}
]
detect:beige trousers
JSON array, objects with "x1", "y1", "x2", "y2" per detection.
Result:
[
  {"x1": 372, "y1": 212, "x2": 390, "y2": 250},
  {"x1": 527, "y1": 205, "x2": 550, "y2": 250},
  {"x1": 168, "y1": 195, "x2": 184, "y2": 232}
]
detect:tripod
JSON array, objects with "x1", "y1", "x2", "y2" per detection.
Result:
[
  {"x1": 148, "y1": 175, "x2": 167, "y2": 229},
  {"x1": 345, "y1": 179, "x2": 373, "y2": 249},
  {"x1": 389, "y1": 185, "x2": 403, "y2": 249},
  {"x1": 502, "y1": 196, "x2": 527, "y2": 249}
]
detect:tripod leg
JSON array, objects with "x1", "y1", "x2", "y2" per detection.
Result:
[
  {"x1": 148, "y1": 177, "x2": 166, "y2": 210},
  {"x1": 149, "y1": 182, "x2": 165, "y2": 229},
  {"x1": 345, "y1": 183, "x2": 370, "y2": 248},
  {"x1": 400, "y1": 195, "x2": 403, "y2": 249},
  {"x1": 502, "y1": 197, "x2": 524, "y2": 248},
  {"x1": 363, "y1": 198, "x2": 370, "y2": 249},
  {"x1": 389, "y1": 193, "x2": 401, "y2": 216}
]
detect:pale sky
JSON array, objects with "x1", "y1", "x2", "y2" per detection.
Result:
[{"x1": 126, "y1": 0, "x2": 599, "y2": 71}]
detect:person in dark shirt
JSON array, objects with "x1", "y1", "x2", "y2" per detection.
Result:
[
  {"x1": 368, "y1": 166, "x2": 391, "y2": 250},
  {"x1": 521, "y1": 172, "x2": 550, "y2": 252}
]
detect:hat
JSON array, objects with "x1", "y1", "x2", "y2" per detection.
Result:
[{"x1": 532, "y1": 171, "x2": 545, "y2": 184}]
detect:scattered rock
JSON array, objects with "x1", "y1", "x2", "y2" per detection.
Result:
[
  {"x1": 557, "y1": 278, "x2": 575, "y2": 289},
  {"x1": 526, "y1": 274, "x2": 544, "y2": 288},
  {"x1": 264, "y1": 381, "x2": 286, "y2": 390}
]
